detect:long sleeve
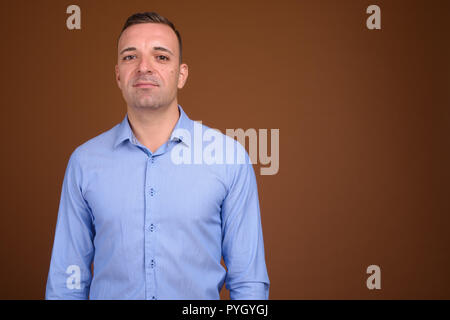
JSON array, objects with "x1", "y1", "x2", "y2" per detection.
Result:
[
  {"x1": 221, "y1": 149, "x2": 270, "y2": 300},
  {"x1": 45, "y1": 150, "x2": 95, "y2": 299}
]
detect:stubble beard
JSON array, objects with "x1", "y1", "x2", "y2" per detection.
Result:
[{"x1": 128, "y1": 87, "x2": 174, "y2": 111}]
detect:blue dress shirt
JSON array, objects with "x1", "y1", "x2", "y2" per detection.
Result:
[{"x1": 45, "y1": 105, "x2": 270, "y2": 300}]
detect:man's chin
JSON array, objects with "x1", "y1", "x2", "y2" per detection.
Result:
[
  {"x1": 126, "y1": 94, "x2": 174, "y2": 111},
  {"x1": 130, "y1": 96, "x2": 163, "y2": 110},
  {"x1": 131, "y1": 102, "x2": 165, "y2": 110}
]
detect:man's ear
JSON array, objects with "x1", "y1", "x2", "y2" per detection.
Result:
[
  {"x1": 115, "y1": 64, "x2": 121, "y2": 89},
  {"x1": 177, "y1": 63, "x2": 189, "y2": 89}
]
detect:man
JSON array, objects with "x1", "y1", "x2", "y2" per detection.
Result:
[{"x1": 45, "y1": 12, "x2": 269, "y2": 300}]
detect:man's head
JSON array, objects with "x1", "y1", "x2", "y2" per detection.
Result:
[{"x1": 115, "y1": 12, "x2": 188, "y2": 111}]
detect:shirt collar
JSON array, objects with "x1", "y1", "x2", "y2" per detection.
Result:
[{"x1": 113, "y1": 104, "x2": 193, "y2": 149}]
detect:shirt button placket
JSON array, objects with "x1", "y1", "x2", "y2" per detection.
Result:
[{"x1": 145, "y1": 154, "x2": 157, "y2": 300}]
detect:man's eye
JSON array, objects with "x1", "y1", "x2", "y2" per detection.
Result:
[
  {"x1": 157, "y1": 55, "x2": 169, "y2": 61},
  {"x1": 123, "y1": 55, "x2": 136, "y2": 61}
]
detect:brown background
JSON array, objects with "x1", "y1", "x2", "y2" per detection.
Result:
[{"x1": 0, "y1": 0, "x2": 449, "y2": 299}]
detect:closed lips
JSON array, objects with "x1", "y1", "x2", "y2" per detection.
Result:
[{"x1": 134, "y1": 82, "x2": 158, "y2": 87}]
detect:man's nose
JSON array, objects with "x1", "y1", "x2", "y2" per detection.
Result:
[{"x1": 137, "y1": 57, "x2": 154, "y2": 73}]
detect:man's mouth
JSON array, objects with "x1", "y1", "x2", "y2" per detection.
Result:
[{"x1": 133, "y1": 82, "x2": 159, "y2": 88}]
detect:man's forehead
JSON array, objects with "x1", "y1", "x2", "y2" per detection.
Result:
[{"x1": 118, "y1": 23, "x2": 178, "y2": 51}]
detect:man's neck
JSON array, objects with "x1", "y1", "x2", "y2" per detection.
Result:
[{"x1": 126, "y1": 102, "x2": 180, "y2": 154}]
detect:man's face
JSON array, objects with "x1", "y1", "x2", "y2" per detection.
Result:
[{"x1": 115, "y1": 23, "x2": 188, "y2": 110}]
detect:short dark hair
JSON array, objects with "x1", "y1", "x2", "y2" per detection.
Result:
[{"x1": 118, "y1": 12, "x2": 182, "y2": 63}]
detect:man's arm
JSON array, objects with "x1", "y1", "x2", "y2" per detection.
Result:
[
  {"x1": 45, "y1": 149, "x2": 95, "y2": 299},
  {"x1": 221, "y1": 147, "x2": 270, "y2": 300}
]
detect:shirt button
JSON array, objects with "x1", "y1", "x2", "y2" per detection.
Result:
[
  {"x1": 152, "y1": 296, "x2": 157, "y2": 300},
  {"x1": 150, "y1": 259, "x2": 155, "y2": 268},
  {"x1": 149, "y1": 224, "x2": 155, "y2": 232},
  {"x1": 149, "y1": 188, "x2": 155, "y2": 196}
]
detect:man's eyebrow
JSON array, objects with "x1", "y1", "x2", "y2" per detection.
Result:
[
  {"x1": 153, "y1": 46, "x2": 174, "y2": 56},
  {"x1": 119, "y1": 47, "x2": 136, "y2": 55}
]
